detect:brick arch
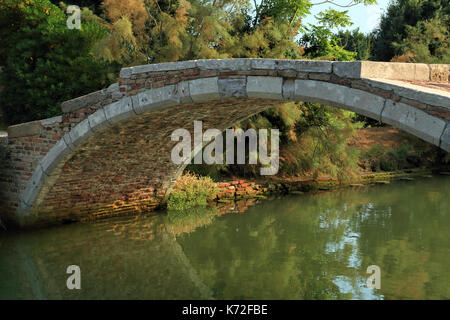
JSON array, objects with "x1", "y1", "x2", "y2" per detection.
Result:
[{"x1": 2, "y1": 59, "x2": 449, "y2": 226}]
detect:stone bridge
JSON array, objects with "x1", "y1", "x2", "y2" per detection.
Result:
[{"x1": 0, "y1": 59, "x2": 449, "y2": 227}]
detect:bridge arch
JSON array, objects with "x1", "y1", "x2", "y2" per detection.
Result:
[{"x1": 1, "y1": 59, "x2": 449, "y2": 226}]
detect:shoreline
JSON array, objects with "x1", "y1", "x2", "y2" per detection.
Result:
[
  {"x1": 2, "y1": 168, "x2": 448, "y2": 232},
  {"x1": 209, "y1": 168, "x2": 449, "y2": 204}
]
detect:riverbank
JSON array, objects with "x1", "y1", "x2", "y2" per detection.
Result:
[
  {"x1": 210, "y1": 168, "x2": 448, "y2": 202},
  {"x1": 184, "y1": 126, "x2": 448, "y2": 205}
]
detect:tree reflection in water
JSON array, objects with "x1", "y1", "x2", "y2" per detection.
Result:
[{"x1": 0, "y1": 176, "x2": 449, "y2": 299}]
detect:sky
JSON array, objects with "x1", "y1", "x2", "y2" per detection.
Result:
[{"x1": 302, "y1": 0, "x2": 391, "y2": 34}]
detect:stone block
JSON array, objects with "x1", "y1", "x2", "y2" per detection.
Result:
[
  {"x1": 344, "y1": 88, "x2": 385, "y2": 121},
  {"x1": 40, "y1": 138, "x2": 72, "y2": 175},
  {"x1": 131, "y1": 61, "x2": 197, "y2": 75},
  {"x1": 282, "y1": 79, "x2": 295, "y2": 100},
  {"x1": 247, "y1": 76, "x2": 283, "y2": 99},
  {"x1": 68, "y1": 118, "x2": 93, "y2": 148},
  {"x1": 333, "y1": 61, "x2": 362, "y2": 79},
  {"x1": 189, "y1": 77, "x2": 220, "y2": 102},
  {"x1": 292, "y1": 60, "x2": 332, "y2": 73},
  {"x1": 381, "y1": 100, "x2": 447, "y2": 146},
  {"x1": 333, "y1": 61, "x2": 428, "y2": 80},
  {"x1": 177, "y1": 81, "x2": 192, "y2": 103},
  {"x1": 294, "y1": 80, "x2": 384, "y2": 120},
  {"x1": 429, "y1": 64, "x2": 449, "y2": 82},
  {"x1": 87, "y1": 109, "x2": 109, "y2": 133},
  {"x1": 106, "y1": 82, "x2": 119, "y2": 93},
  {"x1": 133, "y1": 85, "x2": 180, "y2": 114},
  {"x1": 61, "y1": 90, "x2": 107, "y2": 113},
  {"x1": 218, "y1": 78, "x2": 247, "y2": 98},
  {"x1": 197, "y1": 59, "x2": 252, "y2": 71},
  {"x1": 414, "y1": 64, "x2": 430, "y2": 81},
  {"x1": 8, "y1": 121, "x2": 42, "y2": 138},
  {"x1": 41, "y1": 116, "x2": 62, "y2": 126},
  {"x1": 361, "y1": 62, "x2": 416, "y2": 80},
  {"x1": 63, "y1": 134, "x2": 74, "y2": 151},
  {"x1": 251, "y1": 59, "x2": 277, "y2": 70},
  {"x1": 294, "y1": 80, "x2": 347, "y2": 107},
  {"x1": 119, "y1": 67, "x2": 132, "y2": 79},
  {"x1": 20, "y1": 164, "x2": 46, "y2": 206},
  {"x1": 104, "y1": 96, "x2": 135, "y2": 123},
  {"x1": 440, "y1": 124, "x2": 450, "y2": 152}
]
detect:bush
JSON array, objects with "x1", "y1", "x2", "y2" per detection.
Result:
[{"x1": 167, "y1": 172, "x2": 219, "y2": 211}]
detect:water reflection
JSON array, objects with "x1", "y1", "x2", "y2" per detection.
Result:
[
  {"x1": 0, "y1": 176, "x2": 449, "y2": 299},
  {"x1": 176, "y1": 177, "x2": 450, "y2": 300}
]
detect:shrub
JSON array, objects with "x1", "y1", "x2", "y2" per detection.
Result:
[{"x1": 167, "y1": 172, "x2": 219, "y2": 211}]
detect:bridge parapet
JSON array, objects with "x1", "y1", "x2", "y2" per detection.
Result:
[{"x1": 0, "y1": 59, "x2": 448, "y2": 227}]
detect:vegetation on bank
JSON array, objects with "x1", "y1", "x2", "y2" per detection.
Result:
[
  {"x1": 167, "y1": 172, "x2": 218, "y2": 210},
  {"x1": 360, "y1": 141, "x2": 450, "y2": 172},
  {"x1": 168, "y1": 125, "x2": 449, "y2": 212}
]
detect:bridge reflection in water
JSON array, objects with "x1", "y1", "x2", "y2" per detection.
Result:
[
  {"x1": 0, "y1": 198, "x2": 261, "y2": 299},
  {"x1": 1, "y1": 176, "x2": 449, "y2": 299}
]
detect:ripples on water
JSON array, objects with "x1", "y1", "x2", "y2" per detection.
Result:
[{"x1": 0, "y1": 176, "x2": 449, "y2": 299}]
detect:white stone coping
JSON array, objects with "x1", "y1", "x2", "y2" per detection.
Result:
[
  {"x1": 119, "y1": 59, "x2": 449, "y2": 81},
  {"x1": 364, "y1": 78, "x2": 450, "y2": 109},
  {"x1": 6, "y1": 115, "x2": 63, "y2": 139},
  {"x1": 120, "y1": 59, "x2": 334, "y2": 78}
]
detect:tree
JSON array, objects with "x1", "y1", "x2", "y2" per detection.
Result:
[
  {"x1": 391, "y1": 16, "x2": 450, "y2": 63},
  {"x1": 372, "y1": 0, "x2": 450, "y2": 62},
  {"x1": 334, "y1": 28, "x2": 373, "y2": 60},
  {"x1": 49, "y1": 0, "x2": 103, "y2": 14},
  {"x1": 300, "y1": 9, "x2": 358, "y2": 61},
  {"x1": 0, "y1": 0, "x2": 115, "y2": 124}
]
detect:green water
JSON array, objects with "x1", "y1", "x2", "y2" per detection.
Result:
[{"x1": 1, "y1": 176, "x2": 449, "y2": 300}]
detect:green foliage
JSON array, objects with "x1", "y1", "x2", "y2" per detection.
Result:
[
  {"x1": 316, "y1": 9, "x2": 353, "y2": 29},
  {"x1": 291, "y1": 103, "x2": 360, "y2": 180},
  {"x1": 255, "y1": 0, "x2": 312, "y2": 26},
  {"x1": 372, "y1": 0, "x2": 450, "y2": 62},
  {"x1": 0, "y1": 0, "x2": 116, "y2": 124},
  {"x1": 361, "y1": 134, "x2": 449, "y2": 172},
  {"x1": 300, "y1": 10, "x2": 357, "y2": 61},
  {"x1": 0, "y1": 0, "x2": 378, "y2": 125},
  {"x1": 300, "y1": 25, "x2": 357, "y2": 61},
  {"x1": 392, "y1": 16, "x2": 450, "y2": 63},
  {"x1": 167, "y1": 206, "x2": 220, "y2": 236},
  {"x1": 50, "y1": 1, "x2": 103, "y2": 14},
  {"x1": 187, "y1": 102, "x2": 362, "y2": 182},
  {"x1": 362, "y1": 144, "x2": 414, "y2": 171},
  {"x1": 334, "y1": 28, "x2": 373, "y2": 60},
  {"x1": 351, "y1": 113, "x2": 383, "y2": 128},
  {"x1": 167, "y1": 172, "x2": 219, "y2": 210}
]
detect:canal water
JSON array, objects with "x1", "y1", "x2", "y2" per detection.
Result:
[{"x1": 1, "y1": 176, "x2": 449, "y2": 299}]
